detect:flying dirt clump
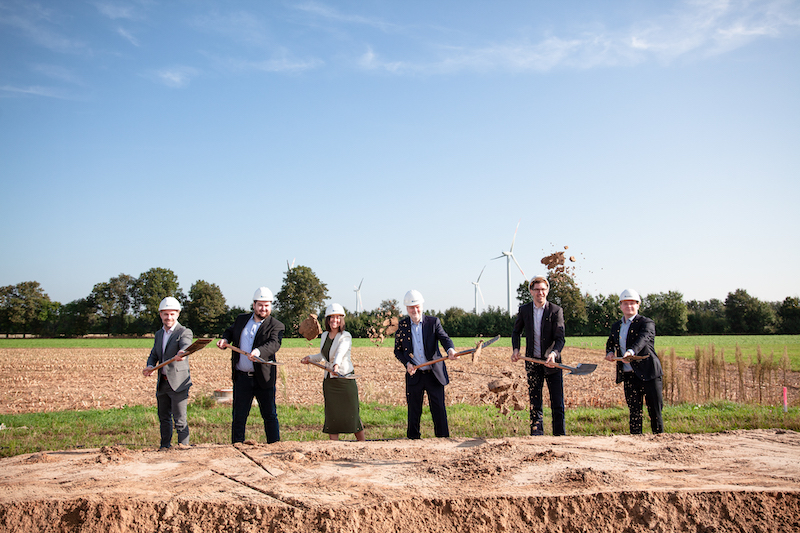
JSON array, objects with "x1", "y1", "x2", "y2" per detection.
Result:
[
  {"x1": 481, "y1": 371, "x2": 526, "y2": 415},
  {"x1": 541, "y1": 245, "x2": 577, "y2": 283}
]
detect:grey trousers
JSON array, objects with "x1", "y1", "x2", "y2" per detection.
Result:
[{"x1": 156, "y1": 376, "x2": 190, "y2": 448}]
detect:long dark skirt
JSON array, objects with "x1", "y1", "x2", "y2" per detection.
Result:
[{"x1": 322, "y1": 377, "x2": 363, "y2": 434}]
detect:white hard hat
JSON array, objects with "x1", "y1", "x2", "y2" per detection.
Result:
[
  {"x1": 325, "y1": 303, "x2": 345, "y2": 317},
  {"x1": 403, "y1": 289, "x2": 424, "y2": 307},
  {"x1": 158, "y1": 296, "x2": 181, "y2": 311},
  {"x1": 253, "y1": 287, "x2": 274, "y2": 302},
  {"x1": 619, "y1": 288, "x2": 641, "y2": 302}
]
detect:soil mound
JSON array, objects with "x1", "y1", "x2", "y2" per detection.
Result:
[{"x1": 2, "y1": 430, "x2": 799, "y2": 532}]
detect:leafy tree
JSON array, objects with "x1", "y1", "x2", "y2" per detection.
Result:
[
  {"x1": 90, "y1": 273, "x2": 135, "y2": 335},
  {"x1": 0, "y1": 281, "x2": 57, "y2": 337},
  {"x1": 185, "y1": 280, "x2": 228, "y2": 336},
  {"x1": 724, "y1": 289, "x2": 776, "y2": 334},
  {"x1": 686, "y1": 299, "x2": 726, "y2": 334},
  {"x1": 641, "y1": 291, "x2": 688, "y2": 335},
  {"x1": 132, "y1": 268, "x2": 184, "y2": 333},
  {"x1": 274, "y1": 265, "x2": 328, "y2": 337},
  {"x1": 778, "y1": 296, "x2": 800, "y2": 334},
  {"x1": 57, "y1": 298, "x2": 96, "y2": 337},
  {"x1": 584, "y1": 293, "x2": 620, "y2": 335}
]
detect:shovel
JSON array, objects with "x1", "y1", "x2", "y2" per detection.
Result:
[
  {"x1": 412, "y1": 335, "x2": 500, "y2": 372},
  {"x1": 304, "y1": 359, "x2": 359, "y2": 379},
  {"x1": 521, "y1": 356, "x2": 596, "y2": 376},
  {"x1": 611, "y1": 354, "x2": 650, "y2": 362},
  {"x1": 226, "y1": 344, "x2": 283, "y2": 366},
  {"x1": 147, "y1": 338, "x2": 213, "y2": 374}
]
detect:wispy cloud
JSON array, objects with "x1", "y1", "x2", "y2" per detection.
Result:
[
  {"x1": 116, "y1": 26, "x2": 139, "y2": 46},
  {"x1": 150, "y1": 66, "x2": 200, "y2": 88},
  {"x1": 93, "y1": 2, "x2": 139, "y2": 21},
  {"x1": 190, "y1": 10, "x2": 272, "y2": 47},
  {"x1": 350, "y1": 0, "x2": 800, "y2": 74},
  {"x1": 205, "y1": 48, "x2": 323, "y2": 74},
  {"x1": 0, "y1": 2, "x2": 90, "y2": 54},
  {"x1": 293, "y1": 1, "x2": 402, "y2": 33},
  {"x1": 31, "y1": 64, "x2": 84, "y2": 85},
  {"x1": 0, "y1": 84, "x2": 69, "y2": 99}
]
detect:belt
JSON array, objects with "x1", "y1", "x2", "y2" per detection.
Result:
[{"x1": 237, "y1": 370, "x2": 255, "y2": 377}]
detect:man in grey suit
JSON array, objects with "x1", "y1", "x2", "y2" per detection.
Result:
[{"x1": 143, "y1": 296, "x2": 194, "y2": 450}]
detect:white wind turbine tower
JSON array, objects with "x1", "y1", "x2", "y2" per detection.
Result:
[
  {"x1": 491, "y1": 221, "x2": 527, "y2": 315},
  {"x1": 354, "y1": 279, "x2": 364, "y2": 313},
  {"x1": 472, "y1": 266, "x2": 486, "y2": 314}
]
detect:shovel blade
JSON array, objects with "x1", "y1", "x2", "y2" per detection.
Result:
[{"x1": 568, "y1": 363, "x2": 596, "y2": 376}]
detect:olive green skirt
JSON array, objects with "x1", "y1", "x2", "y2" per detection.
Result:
[{"x1": 322, "y1": 376, "x2": 363, "y2": 434}]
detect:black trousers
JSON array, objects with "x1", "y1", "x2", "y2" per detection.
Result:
[
  {"x1": 623, "y1": 373, "x2": 664, "y2": 434},
  {"x1": 232, "y1": 371, "x2": 280, "y2": 444},
  {"x1": 405, "y1": 371, "x2": 449, "y2": 439},
  {"x1": 525, "y1": 362, "x2": 565, "y2": 436}
]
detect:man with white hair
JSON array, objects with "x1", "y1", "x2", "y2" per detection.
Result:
[
  {"x1": 605, "y1": 289, "x2": 664, "y2": 434},
  {"x1": 394, "y1": 290, "x2": 456, "y2": 439},
  {"x1": 217, "y1": 287, "x2": 285, "y2": 444}
]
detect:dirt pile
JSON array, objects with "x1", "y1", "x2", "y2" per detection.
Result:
[{"x1": 1, "y1": 431, "x2": 799, "y2": 532}]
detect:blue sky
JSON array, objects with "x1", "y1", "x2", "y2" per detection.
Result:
[{"x1": 1, "y1": 0, "x2": 799, "y2": 316}]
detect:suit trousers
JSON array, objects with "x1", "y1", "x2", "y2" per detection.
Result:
[
  {"x1": 622, "y1": 373, "x2": 664, "y2": 434},
  {"x1": 156, "y1": 375, "x2": 189, "y2": 448},
  {"x1": 526, "y1": 363, "x2": 565, "y2": 436},
  {"x1": 232, "y1": 371, "x2": 280, "y2": 444},
  {"x1": 405, "y1": 371, "x2": 449, "y2": 439}
]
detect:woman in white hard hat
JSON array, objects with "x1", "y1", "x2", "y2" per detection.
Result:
[{"x1": 300, "y1": 304, "x2": 365, "y2": 441}]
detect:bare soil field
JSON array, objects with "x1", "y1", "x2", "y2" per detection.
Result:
[{"x1": 1, "y1": 345, "x2": 799, "y2": 532}]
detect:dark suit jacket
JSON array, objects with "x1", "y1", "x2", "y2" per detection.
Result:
[
  {"x1": 146, "y1": 323, "x2": 193, "y2": 393},
  {"x1": 512, "y1": 301, "x2": 565, "y2": 375},
  {"x1": 394, "y1": 315, "x2": 455, "y2": 386},
  {"x1": 606, "y1": 314, "x2": 663, "y2": 383},
  {"x1": 222, "y1": 313, "x2": 285, "y2": 388}
]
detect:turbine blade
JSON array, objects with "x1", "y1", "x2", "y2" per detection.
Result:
[
  {"x1": 509, "y1": 219, "x2": 521, "y2": 252},
  {"x1": 476, "y1": 265, "x2": 486, "y2": 283},
  {"x1": 510, "y1": 253, "x2": 526, "y2": 280},
  {"x1": 490, "y1": 254, "x2": 504, "y2": 261},
  {"x1": 358, "y1": 278, "x2": 364, "y2": 290},
  {"x1": 477, "y1": 285, "x2": 486, "y2": 305}
]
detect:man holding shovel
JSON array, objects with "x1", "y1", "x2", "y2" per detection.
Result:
[
  {"x1": 511, "y1": 276, "x2": 567, "y2": 436},
  {"x1": 142, "y1": 297, "x2": 194, "y2": 451},
  {"x1": 394, "y1": 290, "x2": 456, "y2": 439},
  {"x1": 605, "y1": 289, "x2": 663, "y2": 434},
  {"x1": 217, "y1": 287, "x2": 285, "y2": 444}
]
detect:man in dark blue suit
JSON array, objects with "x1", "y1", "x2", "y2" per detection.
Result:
[
  {"x1": 605, "y1": 288, "x2": 664, "y2": 434},
  {"x1": 512, "y1": 276, "x2": 566, "y2": 436},
  {"x1": 394, "y1": 290, "x2": 456, "y2": 439}
]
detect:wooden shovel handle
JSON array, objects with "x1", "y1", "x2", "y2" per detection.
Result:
[
  {"x1": 520, "y1": 356, "x2": 573, "y2": 372},
  {"x1": 305, "y1": 359, "x2": 356, "y2": 379},
  {"x1": 227, "y1": 343, "x2": 281, "y2": 365},
  {"x1": 412, "y1": 343, "x2": 479, "y2": 371},
  {"x1": 149, "y1": 355, "x2": 179, "y2": 374}
]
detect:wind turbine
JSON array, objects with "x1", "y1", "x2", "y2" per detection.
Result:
[
  {"x1": 286, "y1": 258, "x2": 295, "y2": 271},
  {"x1": 472, "y1": 266, "x2": 486, "y2": 314},
  {"x1": 354, "y1": 278, "x2": 364, "y2": 313},
  {"x1": 491, "y1": 221, "x2": 527, "y2": 315}
]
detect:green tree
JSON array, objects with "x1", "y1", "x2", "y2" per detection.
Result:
[
  {"x1": 778, "y1": 296, "x2": 800, "y2": 334},
  {"x1": 57, "y1": 298, "x2": 96, "y2": 337},
  {"x1": 185, "y1": 280, "x2": 228, "y2": 336},
  {"x1": 686, "y1": 299, "x2": 726, "y2": 334},
  {"x1": 274, "y1": 265, "x2": 328, "y2": 337},
  {"x1": 132, "y1": 268, "x2": 184, "y2": 333},
  {"x1": 724, "y1": 289, "x2": 776, "y2": 334},
  {"x1": 0, "y1": 281, "x2": 57, "y2": 337},
  {"x1": 90, "y1": 273, "x2": 135, "y2": 335},
  {"x1": 584, "y1": 293, "x2": 620, "y2": 335},
  {"x1": 641, "y1": 291, "x2": 688, "y2": 335}
]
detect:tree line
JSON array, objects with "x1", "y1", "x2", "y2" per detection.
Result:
[{"x1": 1, "y1": 266, "x2": 799, "y2": 338}]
